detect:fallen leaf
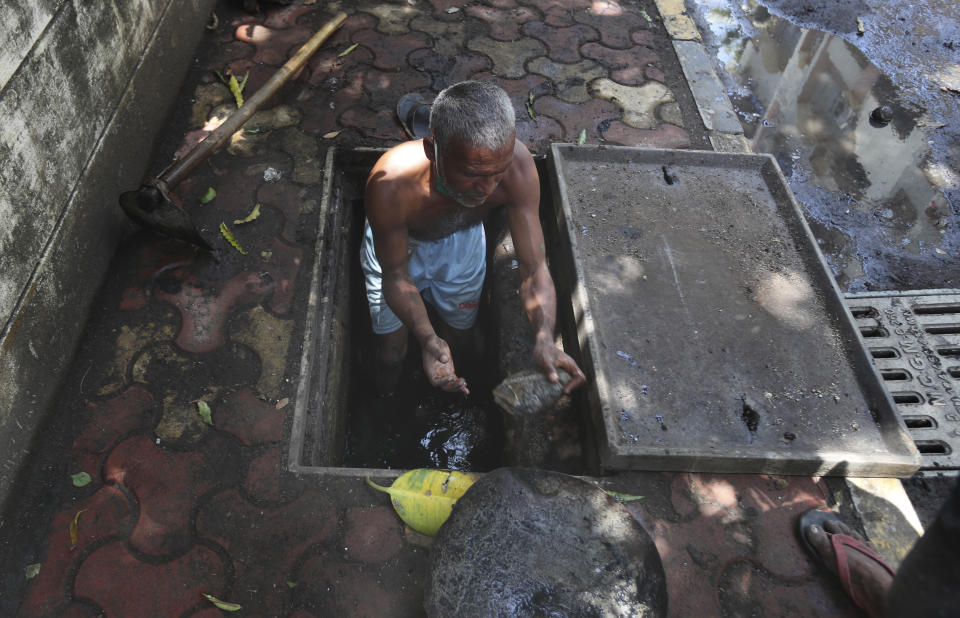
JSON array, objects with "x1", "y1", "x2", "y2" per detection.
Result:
[
  {"x1": 25, "y1": 563, "x2": 41, "y2": 580},
  {"x1": 604, "y1": 490, "x2": 644, "y2": 502},
  {"x1": 199, "y1": 187, "x2": 217, "y2": 204},
  {"x1": 935, "y1": 248, "x2": 947, "y2": 255},
  {"x1": 576, "y1": 129, "x2": 587, "y2": 145},
  {"x1": 275, "y1": 397, "x2": 290, "y2": 409},
  {"x1": 69, "y1": 510, "x2": 86, "y2": 549},
  {"x1": 338, "y1": 43, "x2": 358, "y2": 57},
  {"x1": 526, "y1": 92, "x2": 536, "y2": 120},
  {"x1": 220, "y1": 222, "x2": 247, "y2": 255},
  {"x1": 233, "y1": 203, "x2": 261, "y2": 225},
  {"x1": 260, "y1": 250, "x2": 273, "y2": 261},
  {"x1": 856, "y1": 17, "x2": 865, "y2": 36},
  {"x1": 71, "y1": 471, "x2": 92, "y2": 487},
  {"x1": 286, "y1": 581, "x2": 298, "y2": 588},
  {"x1": 197, "y1": 400, "x2": 213, "y2": 425},
  {"x1": 366, "y1": 469, "x2": 477, "y2": 536},
  {"x1": 323, "y1": 130, "x2": 342, "y2": 139},
  {"x1": 639, "y1": 8, "x2": 653, "y2": 22},
  {"x1": 446, "y1": 6, "x2": 460, "y2": 13},
  {"x1": 203, "y1": 593, "x2": 242, "y2": 612},
  {"x1": 228, "y1": 71, "x2": 249, "y2": 108}
]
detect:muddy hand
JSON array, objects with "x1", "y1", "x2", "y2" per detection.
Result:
[
  {"x1": 422, "y1": 335, "x2": 469, "y2": 395},
  {"x1": 533, "y1": 338, "x2": 586, "y2": 394}
]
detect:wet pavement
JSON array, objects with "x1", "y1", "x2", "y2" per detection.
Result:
[
  {"x1": 689, "y1": 0, "x2": 959, "y2": 291},
  {"x1": 0, "y1": 0, "x2": 933, "y2": 615}
]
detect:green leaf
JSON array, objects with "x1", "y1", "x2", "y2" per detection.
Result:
[
  {"x1": 233, "y1": 203, "x2": 261, "y2": 225},
  {"x1": 199, "y1": 187, "x2": 217, "y2": 204},
  {"x1": 260, "y1": 250, "x2": 273, "y2": 262},
  {"x1": 604, "y1": 490, "x2": 644, "y2": 502},
  {"x1": 576, "y1": 129, "x2": 587, "y2": 145},
  {"x1": 366, "y1": 469, "x2": 477, "y2": 536},
  {"x1": 197, "y1": 400, "x2": 213, "y2": 425},
  {"x1": 338, "y1": 43, "x2": 358, "y2": 57},
  {"x1": 203, "y1": 593, "x2": 242, "y2": 612},
  {"x1": 25, "y1": 563, "x2": 41, "y2": 580},
  {"x1": 71, "y1": 471, "x2": 92, "y2": 487},
  {"x1": 286, "y1": 580, "x2": 298, "y2": 589},
  {"x1": 228, "y1": 71, "x2": 247, "y2": 108},
  {"x1": 219, "y1": 222, "x2": 247, "y2": 255}
]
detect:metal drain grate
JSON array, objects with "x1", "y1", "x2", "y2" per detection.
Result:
[{"x1": 845, "y1": 290, "x2": 960, "y2": 471}]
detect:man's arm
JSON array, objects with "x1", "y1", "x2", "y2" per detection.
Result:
[
  {"x1": 505, "y1": 143, "x2": 585, "y2": 393},
  {"x1": 365, "y1": 173, "x2": 468, "y2": 394}
]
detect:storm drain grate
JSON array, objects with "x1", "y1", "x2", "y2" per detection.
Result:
[{"x1": 845, "y1": 290, "x2": 960, "y2": 471}]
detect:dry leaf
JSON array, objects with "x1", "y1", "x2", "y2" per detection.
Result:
[
  {"x1": 323, "y1": 130, "x2": 342, "y2": 139},
  {"x1": 203, "y1": 593, "x2": 242, "y2": 612},
  {"x1": 69, "y1": 510, "x2": 86, "y2": 549},
  {"x1": 275, "y1": 397, "x2": 290, "y2": 409},
  {"x1": 935, "y1": 248, "x2": 947, "y2": 255}
]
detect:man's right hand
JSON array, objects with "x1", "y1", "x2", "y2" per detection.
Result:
[{"x1": 421, "y1": 335, "x2": 469, "y2": 395}]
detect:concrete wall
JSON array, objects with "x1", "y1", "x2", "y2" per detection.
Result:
[{"x1": 0, "y1": 0, "x2": 216, "y2": 518}]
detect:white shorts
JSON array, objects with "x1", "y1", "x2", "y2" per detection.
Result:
[{"x1": 360, "y1": 220, "x2": 486, "y2": 334}]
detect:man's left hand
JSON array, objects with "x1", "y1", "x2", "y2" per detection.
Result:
[{"x1": 533, "y1": 337, "x2": 586, "y2": 394}]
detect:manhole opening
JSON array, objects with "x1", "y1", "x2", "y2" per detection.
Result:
[{"x1": 296, "y1": 149, "x2": 595, "y2": 475}]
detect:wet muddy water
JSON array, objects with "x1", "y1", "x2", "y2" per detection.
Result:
[{"x1": 691, "y1": 0, "x2": 959, "y2": 291}]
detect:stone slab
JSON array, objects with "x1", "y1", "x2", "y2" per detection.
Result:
[
  {"x1": 672, "y1": 40, "x2": 742, "y2": 133},
  {"x1": 548, "y1": 144, "x2": 920, "y2": 475},
  {"x1": 844, "y1": 289, "x2": 960, "y2": 470}
]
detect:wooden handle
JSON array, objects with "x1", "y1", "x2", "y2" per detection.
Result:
[{"x1": 156, "y1": 11, "x2": 348, "y2": 190}]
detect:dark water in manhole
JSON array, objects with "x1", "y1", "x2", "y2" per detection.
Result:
[{"x1": 691, "y1": 0, "x2": 959, "y2": 292}]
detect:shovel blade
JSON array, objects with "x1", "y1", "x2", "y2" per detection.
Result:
[{"x1": 119, "y1": 186, "x2": 211, "y2": 249}]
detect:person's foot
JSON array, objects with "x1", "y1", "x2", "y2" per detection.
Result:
[{"x1": 801, "y1": 509, "x2": 895, "y2": 617}]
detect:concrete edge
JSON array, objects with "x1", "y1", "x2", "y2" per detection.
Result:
[
  {"x1": 0, "y1": 0, "x2": 217, "y2": 524},
  {"x1": 847, "y1": 477, "x2": 924, "y2": 569}
]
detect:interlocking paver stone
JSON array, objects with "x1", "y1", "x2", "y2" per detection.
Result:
[
  {"x1": 74, "y1": 541, "x2": 228, "y2": 617},
  {"x1": 105, "y1": 435, "x2": 239, "y2": 556},
  {"x1": 242, "y1": 444, "x2": 286, "y2": 502},
  {"x1": 533, "y1": 95, "x2": 619, "y2": 142},
  {"x1": 521, "y1": 0, "x2": 591, "y2": 13},
  {"x1": 590, "y1": 77, "x2": 675, "y2": 128},
  {"x1": 235, "y1": 23, "x2": 313, "y2": 66},
  {"x1": 95, "y1": 322, "x2": 176, "y2": 396},
  {"x1": 196, "y1": 489, "x2": 336, "y2": 615},
  {"x1": 467, "y1": 36, "x2": 546, "y2": 79},
  {"x1": 542, "y1": 5, "x2": 576, "y2": 27},
  {"x1": 408, "y1": 49, "x2": 490, "y2": 91},
  {"x1": 340, "y1": 105, "x2": 407, "y2": 140},
  {"x1": 215, "y1": 388, "x2": 286, "y2": 446},
  {"x1": 581, "y1": 41, "x2": 660, "y2": 86},
  {"x1": 264, "y1": 4, "x2": 317, "y2": 29},
  {"x1": 467, "y1": 5, "x2": 539, "y2": 41},
  {"x1": 358, "y1": 3, "x2": 419, "y2": 35},
  {"x1": 17, "y1": 486, "x2": 133, "y2": 617},
  {"x1": 521, "y1": 21, "x2": 598, "y2": 63},
  {"x1": 352, "y1": 29, "x2": 430, "y2": 71},
  {"x1": 573, "y1": 4, "x2": 654, "y2": 49},
  {"x1": 344, "y1": 506, "x2": 404, "y2": 563},
  {"x1": 230, "y1": 307, "x2": 294, "y2": 397},
  {"x1": 527, "y1": 57, "x2": 607, "y2": 103},
  {"x1": 343, "y1": 66, "x2": 433, "y2": 110},
  {"x1": 410, "y1": 15, "x2": 466, "y2": 56},
  {"x1": 75, "y1": 387, "x2": 156, "y2": 455}
]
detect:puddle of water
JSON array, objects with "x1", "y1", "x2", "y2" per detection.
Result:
[{"x1": 693, "y1": 0, "x2": 958, "y2": 291}]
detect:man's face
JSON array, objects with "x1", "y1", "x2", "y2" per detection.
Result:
[{"x1": 432, "y1": 136, "x2": 515, "y2": 208}]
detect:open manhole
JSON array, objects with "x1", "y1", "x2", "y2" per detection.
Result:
[
  {"x1": 844, "y1": 290, "x2": 960, "y2": 471},
  {"x1": 288, "y1": 148, "x2": 596, "y2": 476}
]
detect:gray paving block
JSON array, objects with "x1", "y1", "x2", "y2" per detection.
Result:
[{"x1": 548, "y1": 144, "x2": 919, "y2": 476}]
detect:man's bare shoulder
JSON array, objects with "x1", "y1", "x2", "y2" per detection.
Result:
[{"x1": 367, "y1": 140, "x2": 429, "y2": 185}]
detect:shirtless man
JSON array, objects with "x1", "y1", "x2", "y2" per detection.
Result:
[{"x1": 361, "y1": 80, "x2": 586, "y2": 397}]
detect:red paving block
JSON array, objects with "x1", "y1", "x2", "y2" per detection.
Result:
[
  {"x1": 580, "y1": 42, "x2": 660, "y2": 85},
  {"x1": 73, "y1": 541, "x2": 228, "y2": 617},
  {"x1": 343, "y1": 507, "x2": 404, "y2": 564},
  {"x1": 533, "y1": 95, "x2": 620, "y2": 142},
  {"x1": 351, "y1": 29, "x2": 430, "y2": 71},
  {"x1": 74, "y1": 386, "x2": 156, "y2": 455},
  {"x1": 522, "y1": 0, "x2": 591, "y2": 13},
  {"x1": 344, "y1": 66, "x2": 433, "y2": 110},
  {"x1": 242, "y1": 444, "x2": 286, "y2": 502},
  {"x1": 521, "y1": 21, "x2": 599, "y2": 63},
  {"x1": 601, "y1": 120, "x2": 691, "y2": 148},
  {"x1": 235, "y1": 23, "x2": 314, "y2": 66},
  {"x1": 466, "y1": 5, "x2": 538, "y2": 41},
  {"x1": 18, "y1": 486, "x2": 133, "y2": 617},
  {"x1": 256, "y1": 181, "x2": 305, "y2": 243},
  {"x1": 196, "y1": 489, "x2": 336, "y2": 615},
  {"x1": 407, "y1": 49, "x2": 491, "y2": 91},
  {"x1": 340, "y1": 105, "x2": 407, "y2": 140},
  {"x1": 542, "y1": 5, "x2": 576, "y2": 27},
  {"x1": 216, "y1": 389, "x2": 286, "y2": 446},
  {"x1": 262, "y1": 238, "x2": 304, "y2": 315},
  {"x1": 424, "y1": 0, "x2": 469, "y2": 18},
  {"x1": 646, "y1": 64, "x2": 666, "y2": 83},
  {"x1": 631, "y1": 29, "x2": 657, "y2": 48},
  {"x1": 295, "y1": 551, "x2": 403, "y2": 617},
  {"x1": 264, "y1": 4, "x2": 317, "y2": 29},
  {"x1": 573, "y1": 5, "x2": 652, "y2": 49},
  {"x1": 156, "y1": 271, "x2": 273, "y2": 354},
  {"x1": 104, "y1": 435, "x2": 237, "y2": 556},
  {"x1": 717, "y1": 559, "x2": 850, "y2": 616}
]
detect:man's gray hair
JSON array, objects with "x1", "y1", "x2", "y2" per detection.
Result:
[{"x1": 430, "y1": 80, "x2": 515, "y2": 155}]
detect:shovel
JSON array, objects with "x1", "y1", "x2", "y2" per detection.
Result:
[{"x1": 120, "y1": 11, "x2": 348, "y2": 248}]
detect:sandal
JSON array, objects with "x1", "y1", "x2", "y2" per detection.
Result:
[
  {"x1": 397, "y1": 92, "x2": 431, "y2": 139},
  {"x1": 798, "y1": 506, "x2": 896, "y2": 615}
]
